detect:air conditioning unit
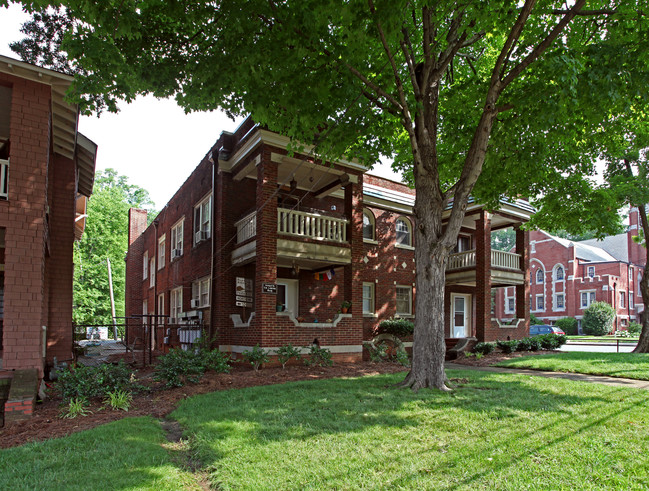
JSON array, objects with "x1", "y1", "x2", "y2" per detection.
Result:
[
  {"x1": 171, "y1": 248, "x2": 182, "y2": 259},
  {"x1": 190, "y1": 299, "x2": 200, "y2": 308},
  {"x1": 195, "y1": 231, "x2": 203, "y2": 243},
  {"x1": 168, "y1": 317, "x2": 176, "y2": 324}
]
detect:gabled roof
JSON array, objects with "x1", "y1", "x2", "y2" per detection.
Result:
[
  {"x1": 541, "y1": 231, "x2": 618, "y2": 262},
  {"x1": 578, "y1": 234, "x2": 629, "y2": 262}
]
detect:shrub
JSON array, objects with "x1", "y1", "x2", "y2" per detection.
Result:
[
  {"x1": 104, "y1": 390, "x2": 133, "y2": 411},
  {"x1": 367, "y1": 342, "x2": 389, "y2": 362},
  {"x1": 60, "y1": 398, "x2": 91, "y2": 419},
  {"x1": 395, "y1": 349, "x2": 410, "y2": 367},
  {"x1": 276, "y1": 344, "x2": 301, "y2": 369},
  {"x1": 376, "y1": 318, "x2": 414, "y2": 337},
  {"x1": 628, "y1": 322, "x2": 643, "y2": 335},
  {"x1": 555, "y1": 317, "x2": 578, "y2": 335},
  {"x1": 582, "y1": 301, "x2": 615, "y2": 336},
  {"x1": 615, "y1": 330, "x2": 631, "y2": 338},
  {"x1": 201, "y1": 349, "x2": 233, "y2": 373},
  {"x1": 242, "y1": 344, "x2": 269, "y2": 371},
  {"x1": 57, "y1": 361, "x2": 136, "y2": 402},
  {"x1": 516, "y1": 338, "x2": 532, "y2": 352},
  {"x1": 527, "y1": 337, "x2": 542, "y2": 351},
  {"x1": 530, "y1": 312, "x2": 543, "y2": 325},
  {"x1": 155, "y1": 348, "x2": 205, "y2": 387},
  {"x1": 473, "y1": 342, "x2": 495, "y2": 355},
  {"x1": 496, "y1": 340, "x2": 518, "y2": 354},
  {"x1": 537, "y1": 333, "x2": 567, "y2": 350},
  {"x1": 304, "y1": 345, "x2": 333, "y2": 367}
]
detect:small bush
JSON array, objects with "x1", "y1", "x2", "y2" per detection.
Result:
[
  {"x1": 527, "y1": 337, "x2": 542, "y2": 351},
  {"x1": 242, "y1": 345, "x2": 269, "y2": 371},
  {"x1": 628, "y1": 322, "x2": 643, "y2": 335},
  {"x1": 57, "y1": 361, "x2": 136, "y2": 402},
  {"x1": 536, "y1": 333, "x2": 567, "y2": 350},
  {"x1": 104, "y1": 390, "x2": 133, "y2": 411},
  {"x1": 368, "y1": 342, "x2": 389, "y2": 362},
  {"x1": 376, "y1": 318, "x2": 414, "y2": 337},
  {"x1": 582, "y1": 301, "x2": 615, "y2": 336},
  {"x1": 615, "y1": 330, "x2": 631, "y2": 338},
  {"x1": 155, "y1": 348, "x2": 205, "y2": 387},
  {"x1": 304, "y1": 345, "x2": 333, "y2": 367},
  {"x1": 395, "y1": 349, "x2": 410, "y2": 367},
  {"x1": 276, "y1": 344, "x2": 301, "y2": 369},
  {"x1": 201, "y1": 349, "x2": 233, "y2": 373},
  {"x1": 496, "y1": 340, "x2": 518, "y2": 354},
  {"x1": 530, "y1": 312, "x2": 543, "y2": 325},
  {"x1": 555, "y1": 317, "x2": 578, "y2": 335},
  {"x1": 60, "y1": 398, "x2": 91, "y2": 419},
  {"x1": 473, "y1": 342, "x2": 495, "y2": 355},
  {"x1": 516, "y1": 338, "x2": 532, "y2": 352}
]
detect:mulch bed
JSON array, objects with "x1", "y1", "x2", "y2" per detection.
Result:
[{"x1": 0, "y1": 362, "x2": 408, "y2": 450}]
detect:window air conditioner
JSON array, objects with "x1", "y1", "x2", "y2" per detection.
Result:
[
  {"x1": 171, "y1": 248, "x2": 182, "y2": 259},
  {"x1": 190, "y1": 299, "x2": 200, "y2": 308}
]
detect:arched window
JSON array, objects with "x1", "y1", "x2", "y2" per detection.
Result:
[
  {"x1": 536, "y1": 269, "x2": 544, "y2": 284},
  {"x1": 554, "y1": 265, "x2": 564, "y2": 281},
  {"x1": 362, "y1": 209, "x2": 375, "y2": 241},
  {"x1": 395, "y1": 217, "x2": 412, "y2": 247}
]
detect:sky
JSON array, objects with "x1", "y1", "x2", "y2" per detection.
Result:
[{"x1": 0, "y1": 3, "x2": 402, "y2": 208}]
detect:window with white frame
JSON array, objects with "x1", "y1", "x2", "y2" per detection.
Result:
[
  {"x1": 158, "y1": 234, "x2": 166, "y2": 269},
  {"x1": 362, "y1": 210, "x2": 375, "y2": 242},
  {"x1": 453, "y1": 236, "x2": 471, "y2": 253},
  {"x1": 554, "y1": 293, "x2": 565, "y2": 310},
  {"x1": 619, "y1": 291, "x2": 625, "y2": 308},
  {"x1": 192, "y1": 277, "x2": 210, "y2": 308},
  {"x1": 395, "y1": 217, "x2": 412, "y2": 247},
  {"x1": 170, "y1": 287, "x2": 183, "y2": 322},
  {"x1": 535, "y1": 294, "x2": 544, "y2": 311},
  {"x1": 536, "y1": 269, "x2": 544, "y2": 284},
  {"x1": 170, "y1": 218, "x2": 184, "y2": 259},
  {"x1": 157, "y1": 293, "x2": 165, "y2": 318},
  {"x1": 554, "y1": 265, "x2": 564, "y2": 281},
  {"x1": 630, "y1": 292, "x2": 633, "y2": 308},
  {"x1": 149, "y1": 258, "x2": 155, "y2": 288},
  {"x1": 581, "y1": 290, "x2": 596, "y2": 308},
  {"x1": 142, "y1": 299, "x2": 148, "y2": 326},
  {"x1": 143, "y1": 251, "x2": 148, "y2": 280},
  {"x1": 504, "y1": 288, "x2": 515, "y2": 314},
  {"x1": 587, "y1": 265, "x2": 595, "y2": 278},
  {"x1": 194, "y1": 194, "x2": 212, "y2": 244},
  {"x1": 362, "y1": 282, "x2": 375, "y2": 314},
  {"x1": 396, "y1": 285, "x2": 412, "y2": 316}
]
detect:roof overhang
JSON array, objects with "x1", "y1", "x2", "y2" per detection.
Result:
[{"x1": 76, "y1": 133, "x2": 97, "y2": 197}]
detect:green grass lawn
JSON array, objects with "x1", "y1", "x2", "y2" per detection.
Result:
[
  {"x1": 3, "y1": 370, "x2": 649, "y2": 490},
  {"x1": 495, "y1": 352, "x2": 649, "y2": 380}
]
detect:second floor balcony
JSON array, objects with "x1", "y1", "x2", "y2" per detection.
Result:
[{"x1": 446, "y1": 249, "x2": 524, "y2": 287}]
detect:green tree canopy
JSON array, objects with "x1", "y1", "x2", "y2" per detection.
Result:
[
  {"x1": 12, "y1": 0, "x2": 649, "y2": 388},
  {"x1": 74, "y1": 169, "x2": 155, "y2": 329}
]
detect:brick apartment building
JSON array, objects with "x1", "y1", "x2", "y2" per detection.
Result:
[
  {"x1": 0, "y1": 55, "x2": 97, "y2": 378},
  {"x1": 495, "y1": 210, "x2": 646, "y2": 331},
  {"x1": 125, "y1": 118, "x2": 534, "y2": 361}
]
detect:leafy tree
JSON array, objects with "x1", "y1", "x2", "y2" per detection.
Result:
[
  {"x1": 555, "y1": 317, "x2": 578, "y2": 335},
  {"x1": 491, "y1": 228, "x2": 515, "y2": 252},
  {"x1": 582, "y1": 301, "x2": 615, "y2": 336},
  {"x1": 74, "y1": 169, "x2": 155, "y2": 330},
  {"x1": 12, "y1": 0, "x2": 649, "y2": 389}
]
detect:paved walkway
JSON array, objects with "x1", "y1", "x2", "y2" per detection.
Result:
[{"x1": 445, "y1": 363, "x2": 649, "y2": 390}]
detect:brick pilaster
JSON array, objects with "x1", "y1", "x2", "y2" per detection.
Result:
[
  {"x1": 475, "y1": 211, "x2": 492, "y2": 342},
  {"x1": 515, "y1": 226, "x2": 530, "y2": 333},
  {"x1": 344, "y1": 176, "x2": 364, "y2": 347}
]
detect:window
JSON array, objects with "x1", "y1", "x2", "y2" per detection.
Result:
[
  {"x1": 536, "y1": 294, "x2": 544, "y2": 311},
  {"x1": 554, "y1": 265, "x2": 564, "y2": 281},
  {"x1": 630, "y1": 292, "x2": 634, "y2": 308},
  {"x1": 504, "y1": 288, "x2": 515, "y2": 314},
  {"x1": 194, "y1": 194, "x2": 212, "y2": 244},
  {"x1": 555, "y1": 293, "x2": 565, "y2": 310},
  {"x1": 149, "y1": 258, "x2": 155, "y2": 288},
  {"x1": 396, "y1": 286, "x2": 412, "y2": 316},
  {"x1": 453, "y1": 236, "x2": 471, "y2": 253},
  {"x1": 158, "y1": 234, "x2": 166, "y2": 269},
  {"x1": 536, "y1": 269, "x2": 544, "y2": 284},
  {"x1": 619, "y1": 291, "x2": 625, "y2": 308},
  {"x1": 581, "y1": 290, "x2": 596, "y2": 308},
  {"x1": 157, "y1": 293, "x2": 165, "y2": 317},
  {"x1": 362, "y1": 282, "x2": 375, "y2": 314},
  {"x1": 142, "y1": 299, "x2": 148, "y2": 326},
  {"x1": 395, "y1": 217, "x2": 412, "y2": 247},
  {"x1": 170, "y1": 287, "x2": 183, "y2": 322},
  {"x1": 192, "y1": 277, "x2": 210, "y2": 308},
  {"x1": 362, "y1": 210, "x2": 375, "y2": 242},
  {"x1": 170, "y1": 218, "x2": 184, "y2": 259},
  {"x1": 587, "y1": 265, "x2": 595, "y2": 278},
  {"x1": 143, "y1": 251, "x2": 148, "y2": 280}
]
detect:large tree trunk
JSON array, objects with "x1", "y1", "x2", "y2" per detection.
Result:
[{"x1": 633, "y1": 206, "x2": 649, "y2": 353}]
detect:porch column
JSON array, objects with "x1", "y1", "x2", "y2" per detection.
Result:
[
  {"x1": 475, "y1": 211, "x2": 492, "y2": 342},
  {"x1": 344, "y1": 176, "x2": 363, "y2": 343},
  {"x1": 515, "y1": 226, "x2": 530, "y2": 328},
  {"x1": 252, "y1": 153, "x2": 278, "y2": 344}
]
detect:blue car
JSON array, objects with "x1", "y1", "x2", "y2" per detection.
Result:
[{"x1": 529, "y1": 324, "x2": 565, "y2": 336}]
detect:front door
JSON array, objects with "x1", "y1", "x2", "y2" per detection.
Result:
[{"x1": 451, "y1": 294, "x2": 471, "y2": 338}]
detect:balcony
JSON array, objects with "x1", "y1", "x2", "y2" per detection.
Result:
[
  {"x1": 232, "y1": 208, "x2": 351, "y2": 268},
  {"x1": 446, "y1": 249, "x2": 524, "y2": 287}
]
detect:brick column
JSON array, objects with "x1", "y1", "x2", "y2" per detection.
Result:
[
  {"x1": 125, "y1": 209, "x2": 148, "y2": 346},
  {"x1": 474, "y1": 211, "x2": 492, "y2": 342},
  {"x1": 515, "y1": 226, "x2": 530, "y2": 330},
  {"x1": 344, "y1": 175, "x2": 364, "y2": 346},
  {"x1": 253, "y1": 151, "x2": 278, "y2": 345}
]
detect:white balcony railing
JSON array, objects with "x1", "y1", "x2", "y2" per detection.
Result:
[
  {"x1": 446, "y1": 249, "x2": 522, "y2": 272},
  {"x1": 235, "y1": 211, "x2": 257, "y2": 244},
  {"x1": 0, "y1": 159, "x2": 8, "y2": 199},
  {"x1": 278, "y1": 208, "x2": 348, "y2": 243}
]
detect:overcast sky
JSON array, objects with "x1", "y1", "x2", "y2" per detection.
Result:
[{"x1": 0, "y1": 3, "x2": 402, "y2": 208}]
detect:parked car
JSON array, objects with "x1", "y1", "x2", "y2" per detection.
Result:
[{"x1": 529, "y1": 324, "x2": 565, "y2": 336}]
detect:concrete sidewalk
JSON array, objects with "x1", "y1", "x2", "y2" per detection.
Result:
[{"x1": 445, "y1": 362, "x2": 649, "y2": 390}]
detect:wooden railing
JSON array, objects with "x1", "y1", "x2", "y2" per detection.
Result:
[
  {"x1": 0, "y1": 159, "x2": 8, "y2": 199},
  {"x1": 277, "y1": 208, "x2": 348, "y2": 243},
  {"x1": 446, "y1": 249, "x2": 522, "y2": 271},
  {"x1": 235, "y1": 211, "x2": 256, "y2": 243}
]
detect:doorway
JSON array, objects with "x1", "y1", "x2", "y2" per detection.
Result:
[
  {"x1": 451, "y1": 293, "x2": 471, "y2": 338},
  {"x1": 277, "y1": 279, "x2": 299, "y2": 315}
]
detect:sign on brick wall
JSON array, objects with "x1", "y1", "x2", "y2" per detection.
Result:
[{"x1": 235, "y1": 277, "x2": 253, "y2": 307}]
